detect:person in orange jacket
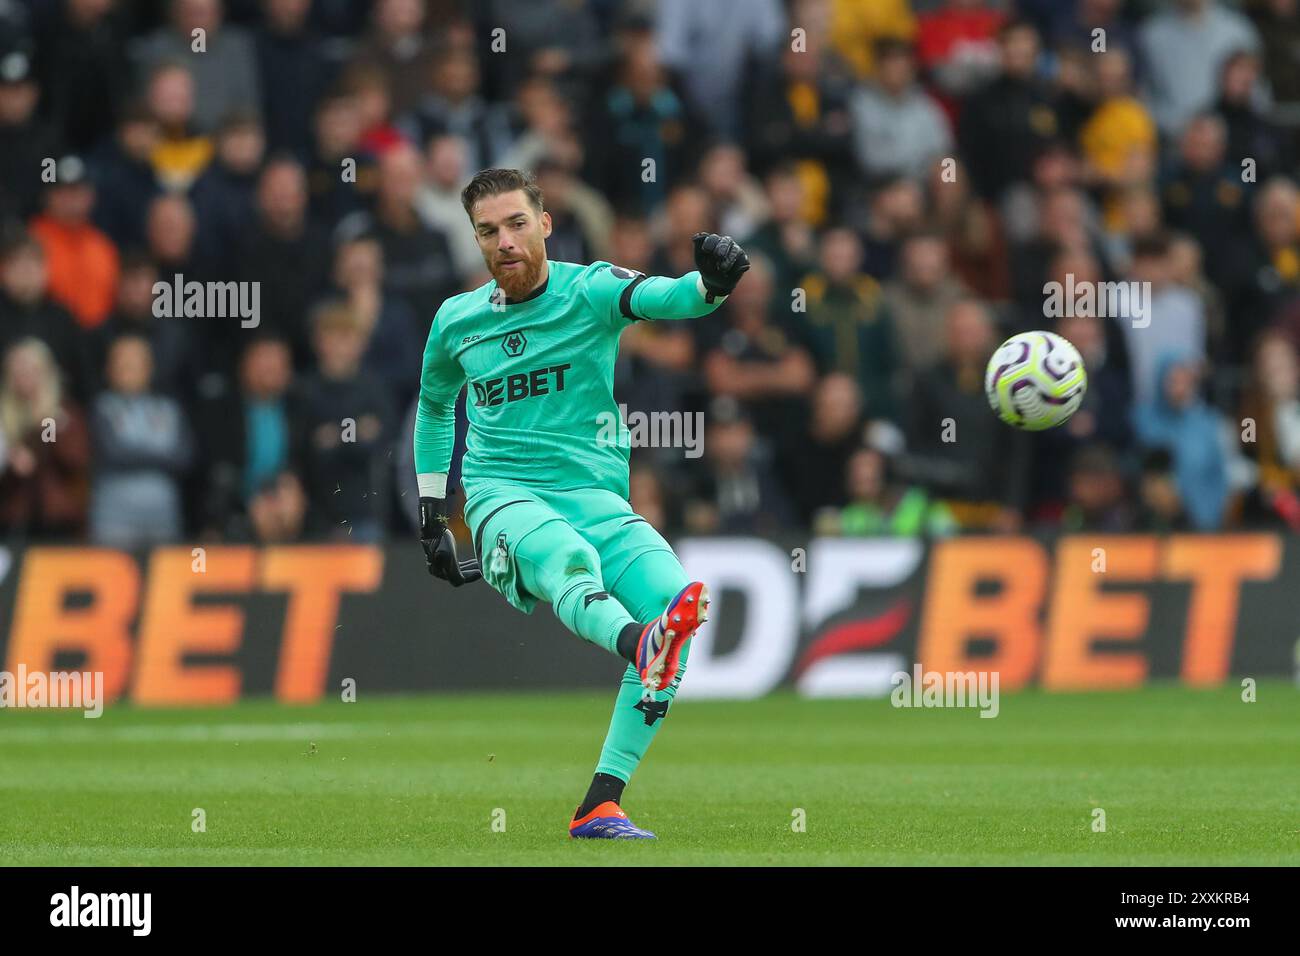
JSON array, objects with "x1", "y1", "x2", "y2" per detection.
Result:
[{"x1": 28, "y1": 154, "x2": 120, "y2": 330}]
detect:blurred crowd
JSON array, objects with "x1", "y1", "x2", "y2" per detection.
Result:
[{"x1": 4, "y1": 0, "x2": 1300, "y2": 546}]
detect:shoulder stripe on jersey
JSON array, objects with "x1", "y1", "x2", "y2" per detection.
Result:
[{"x1": 618, "y1": 274, "x2": 650, "y2": 321}]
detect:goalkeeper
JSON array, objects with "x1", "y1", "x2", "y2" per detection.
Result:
[{"x1": 414, "y1": 168, "x2": 749, "y2": 839}]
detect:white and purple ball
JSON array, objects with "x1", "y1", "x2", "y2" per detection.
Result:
[{"x1": 984, "y1": 331, "x2": 1088, "y2": 431}]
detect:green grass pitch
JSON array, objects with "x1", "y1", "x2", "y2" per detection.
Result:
[{"x1": 1, "y1": 684, "x2": 1296, "y2": 865}]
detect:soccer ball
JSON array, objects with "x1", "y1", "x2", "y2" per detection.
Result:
[{"x1": 984, "y1": 331, "x2": 1088, "y2": 431}]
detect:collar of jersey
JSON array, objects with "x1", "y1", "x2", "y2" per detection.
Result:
[{"x1": 499, "y1": 274, "x2": 550, "y2": 306}]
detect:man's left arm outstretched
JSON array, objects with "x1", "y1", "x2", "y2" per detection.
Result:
[{"x1": 589, "y1": 232, "x2": 751, "y2": 324}]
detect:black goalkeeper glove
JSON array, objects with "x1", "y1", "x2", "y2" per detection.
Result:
[
  {"x1": 692, "y1": 232, "x2": 750, "y2": 302},
  {"x1": 420, "y1": 496, "x2": 481, "y2": 587}
]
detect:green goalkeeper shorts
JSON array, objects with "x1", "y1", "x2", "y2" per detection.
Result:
[{"x1": 462, "y1": 481, "x2": 677, "y2": 614}]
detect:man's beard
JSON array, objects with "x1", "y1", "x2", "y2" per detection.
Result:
[{"x1": 490, "y1": 251, "x2": 545, "y2": 300}]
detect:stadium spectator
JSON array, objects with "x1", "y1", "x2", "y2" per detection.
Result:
[
  {"x1": 957, "y1": 19, "x2": 1059, "y2": 203},
  {"x1": 144, "y1": 192, "x2": 201, "y2": 279},
  {"x1": 1168, "y1": 231, "x2": 1227, "y2": 362},
  {"x1": 1027, "y1": 309, "x2": 1134, "y2": 522},
  {"x1": 681, "y1": 396, "x2": 793, "y2": 535},
  {"x1": 323, "y1": 234, "x2": 422, "y2": 411},
  {"x1": 1138, "y1": 0, "x2": 1260, "y2": 136},
  {"x1": 1123, "y1": 233, "x2": 1207, "y2": 406},
  {"x1": 1160, "y1": 113, "x2": 1246, "y2": 289},
  {"x1": 339, "y1": 61, "x2": 406, "y2": 158},
  {"x1": 496, "y1": 77, "x2": 582, "y2": 177},
  {"x1": 88, "y1": 101, "x2": 163, "y2": 250},
  {"x1": 532, "y1": 154, "x2": 613, "y2": 266},
  {"x1": 859, "y1": 175, "x2": 925, "y2": 278},
  {"x1": 254, "y1": 0, "x2": 332, "y2": 160},
  {"x1": 629, "y1": 463, "x2": 674, "y2": 533},
  {"x1": 1134, "y1": 352, "x2": 1229, "y2": 530},
  {"x1": 825, "y1": 0, "x2": 916, "y2": 80},
  {"x1": 742, "y1": 12, "x2": 855, "y2": 199},
  {"x1": 0, "y1": 234, "x2": 90, "y2": 402},
  {"x1": 1056, "y1": 310, "x2": 1134, "y2": 455},
  {"x1": 586, "y1": 26, "x2": 694, "y2": 213},
  {"x1": 1224, "y1": 177, "x2": 1300, "y2": 364},
  {"x1": 1046, "y1": 0, "x2": 1139, "y2": 64},
  {"x1": 882, "y1": 230, "x2": 970, "y2": 380},
  {"x1": 195, "y1": 333, "x2": 298, "y2": 539},
  {"x1": 798, "y1": 226, "x2": 899, "y2": 421},
  {"x1": 0, "y1": 338, "x2": 91, "y2": 539},
  {"x1": 1059, "y1": 443, "x2": 1133, "y2": 532},
  {"x1": 295, "y1": 301, "x2": 395, "y2": 541},
  {"x1": 335, "y1": 142, "x2": 458, "y2": 328},
  {"x1": 850, "y1": 38, "x2": 952, "y2": 184},
  {"x1": 1216, "y1": 49, "x2": 1288, "y2": 183},
  {"x1": 904, "y1": 298, "x2": 1030, "y2": 532},
  {"x1": 1078, "y1": 48, "x2": 1156, "y2": 191},
  {"x1": 788, "y1": 372, "x2": 868, "y2": 524},
  {"x1": 925, "y1": 156, "x2": 1011, "y2": 301},
  {"x1": 0, "y1": 44, "x2": 60, "y2": 226},
  {"x1": 1250, "y1": 0, "x2": 1300, "y2": 106},
  {"x1": 650, "y1": 183, "x2": 717, "y2": 282},
  {"x1": 415, "y1": 134, "x2": 489, "y2": 282},
  {"x1": 1010, "y1": 185, "x2": 1101, "y2": 315},
  {"x1": 28, "y1": 154, "x2": 120, "y2": 330},
  {"x1": 132, "y1": 0, "x2": 262, "y2": 135},
  {"x1": 92, "y1": 252, "x2": 198, "y2": 401},
  {"x1": 654, "y1": 0, "x2": 785, "y2": 141},
  {"x1": 247, "y1": 468, "x2": 308, "y2": 543},
  {"x1": 815, "y1": 445, "x2": 957, "y2": 537},
  {"x1": 1133, "y1": 447, "x2": 1191, "y2": 532},
  {"x1": 1102, "y1": 182, "x2": 1162, "y2": 274},
  {"x1": 743, "y1": 164, "x2": 819, "y2": 295},
  {"x1": 143, "y1": 61, "x2": 213, "y2": 192},
  {"x1": 89, "y1": 334, "x2": 194, "y2": 547},
  {"x1": 1238, "y1": 329, "x2": 1300, "y2": 528},
  {"x1": 399, "y1": 45, "x2": 512, "y2": 176},
  {"x1": 189, "y1": 110, "x2": 265, "y2": 280},
  {"x1": 306, "y1": 90, "x2": 376, "y2": 228},
  {"x1": 697, "y1": 143, "x2": 769, "y2": 242},
  {"x1": 1000, "y1": 137, "x2": 1085, "y2": 248},
  {"x1": 32, "y1": 0, "x2": 131, "y2": 155},
  {"x1": 353, "y1": 0, "x2": 435, "y2": 116},
  {"x1": 699, "y1": 254, "x2": 817, "y2": 470},
  {"x1": 236, "y1": 157, "x2": 332, "y2": 364},
  {"x1": 471, "y1": 0, "x2": 605, "y2": 100}
]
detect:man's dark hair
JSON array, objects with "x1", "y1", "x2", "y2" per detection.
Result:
[
  {"x1": 873, "y1": 37, "x2": 913, "y2": 62},
  {"x1": 461, "y1": 168, "x2": 544, "y2": 219},
  {"x1": 1132, "y1": 231, "x2": 1172, "y2": 261}
]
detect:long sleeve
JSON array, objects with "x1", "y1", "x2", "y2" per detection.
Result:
[
  {"x1": 628, "y1": 272, "x2": 724, "y2": 321},
  {"x1": 413, "y1": 317, "x2": 464, "y2": 498},
  {"x1": 583, "y1": 262, "x2": 725, "y2": 326}
]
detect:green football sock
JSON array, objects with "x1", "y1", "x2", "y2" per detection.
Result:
[
  {"x1": 593, "y1": 549, "x2": 692, "y2": 782},
  {"x1": 593, "y1": 644, "x2": 691, "y2": 782}
]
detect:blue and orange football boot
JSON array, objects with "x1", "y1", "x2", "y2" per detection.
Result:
[
  {"x1": 635, "y1": 581, "x2": 709, "y2": 694},
  {"x1": 569, "y1": 801, "x2": 656, "y2": 839}
]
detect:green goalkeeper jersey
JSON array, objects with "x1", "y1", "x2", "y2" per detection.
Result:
[{"x1": 414, "y1": 260, "x2": 723, "y2": 501}]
